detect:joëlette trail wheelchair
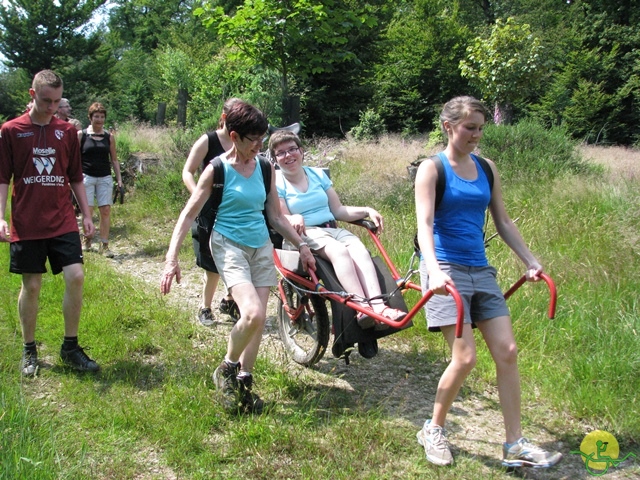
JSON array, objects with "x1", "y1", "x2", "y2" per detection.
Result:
[{"x1": 271, "y1": 219, "x2": 557, "y2": 368}]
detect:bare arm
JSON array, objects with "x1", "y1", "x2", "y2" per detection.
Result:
[
  {"x1": 415, "y1": 159, "x2": 453, "y2": 294},
  {"x1": 70, "y1": 181, "x2": 96, "y2": 239},
  {"x1": 182, "y1": 134, "x2": 209, "y2": 194},
  {"x1": 161, "y1": 164, "x2": 214, "y2": 293},
  {"x1": 109, "y1": 133, "x2": 123, "y2": 187},
  {"x1": 266, "y1": 165, "x2": 315, "y2": 272},
  {"x1": 278, "y1": 197, "x2": 307, "y2": 236},
  {"x1": 326, "y1": 187, "x2": 384, "y2": 233},
  {"x1": 0, "y1": 183, "x2": 9, "y2": 242},
  {"x1": 486, "y1": 159, "x2": 542, "y2": 280}
]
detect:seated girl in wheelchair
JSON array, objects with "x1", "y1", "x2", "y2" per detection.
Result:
[{"x1": 269, "y1": 130, "x2": 406, "y2": 328}]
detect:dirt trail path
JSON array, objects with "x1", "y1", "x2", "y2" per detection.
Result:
[
  {"x1": 92, "y1": 234, "x2": 640, "y2": 480},
  {"x1": 91, "y1": 145, "x2": 640, "y2": 478}
]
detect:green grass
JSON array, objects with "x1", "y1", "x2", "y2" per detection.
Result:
[{"x1": 1, "y1": 125, "x2": 639, "y2": 478}]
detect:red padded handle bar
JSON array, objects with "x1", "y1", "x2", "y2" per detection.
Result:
[{"x1": 503, "y1": 272, "x2": 556, "y2": 319}]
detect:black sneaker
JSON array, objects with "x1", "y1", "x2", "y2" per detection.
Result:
[
  {"x1": 237, "y1": 373, "x2": 265, "y2": 414},
  {"x1": 21, "y1": 349, "x2": 39, "y2": 377},
  {"x1": 60, "y1": 345, "x2": 100, "y2": 372},
  {"x1": 213, "y1": 360, "x2": 241, "y2": 410},
  {"x1": 197, "y1": 307, "x2": 215, "y2": 326},
  {"x1": 219, "y1": 298, "x2": 240, "y2": 322}
]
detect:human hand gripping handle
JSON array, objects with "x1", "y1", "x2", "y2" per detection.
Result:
[
  {"x1": 298, "y1": 244, "x2": 316, "y2": 273},
  {"x1": 160, "y1": 259, "x2": 181, "y2": 295},
  {"x1": 428, "y1": 266, "x2": 455, "y2": 296},
  {"x1": 525, "y1": 261, "x2": 543, "y2": 282},
  {"x1": 503, "y1": 262, "x2": 557, "y2": 319},
  {"x1": 366, "y1": 207, "x2": 384, "y2": 234}
]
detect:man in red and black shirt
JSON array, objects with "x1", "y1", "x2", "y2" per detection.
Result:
[{"x1": 0, "y1": 70, "x2": 100, "y2": 376}]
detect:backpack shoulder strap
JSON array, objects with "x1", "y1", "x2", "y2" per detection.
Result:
[
  {"x1": 210, "y1": 156, "x2": 225, "y2": 213},
  {"x1": 431, "y1": 155, "x2": 445, "y2": 210},
  {"x1": 472, "y1": 154, "x2": 494, "y2": 194},
  {"x1": 258, "y1": 155, "x2": 272, "y2": 196}
]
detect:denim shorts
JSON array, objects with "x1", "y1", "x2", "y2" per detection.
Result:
[
  {"x1": 210, "y1": 231, "x2": 277, "y2": 290},
  {"x1": 10, "y1": 231, "x2": 83, "y2": 275},
  {"x1": 419, "y1": 261, "x2": 510, "y2": 331},
  {"x1": 83, "y1": 174, "x2": 112, "y2": 207}
]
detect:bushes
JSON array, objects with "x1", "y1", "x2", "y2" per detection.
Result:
[
  {"x1": 349, "y1": 109, "x2": 386, "y2": 141},
  {"x1": 480, "y1": 119, "x2": 590, "y2": 183}
]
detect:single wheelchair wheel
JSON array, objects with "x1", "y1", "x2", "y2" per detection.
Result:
[{"x1": 277, "y1": 279, "x2": 330, "y2": 367}]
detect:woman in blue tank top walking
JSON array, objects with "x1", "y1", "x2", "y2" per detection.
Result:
[
  {"x1": 160, "y1": 101, "x2": 315, "y2": 414},
  {"x1": 414, "y1": 96, "x2": 562, "y2": 469}
]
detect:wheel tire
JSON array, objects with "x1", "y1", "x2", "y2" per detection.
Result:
[{"x1": 277, "y1": 280, "x2": 330, "y2": 367}]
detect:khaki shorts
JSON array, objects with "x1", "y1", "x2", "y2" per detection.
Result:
[
  {"x1": 283, "y1": 226, "x2": 361, "y2": 252},
  {"x1": 210, "y1": 231, "x2": 277, "y2": 290}
]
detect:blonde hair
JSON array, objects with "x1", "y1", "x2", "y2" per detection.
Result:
[{"x1": 32, "y1": 70, "x2": 63, "y2": 92}]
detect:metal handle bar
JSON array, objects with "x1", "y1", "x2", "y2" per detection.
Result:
[
  {"x1": 503, "y1": 272, "x2": 557, "y2": 319},
  {"x1": 306, "y1": 268, "x2": 465, "y2": 337}
]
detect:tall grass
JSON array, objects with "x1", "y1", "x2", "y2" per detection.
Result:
[{"x1": 1, "y1": 121, "x2": 639, "y2": 478}]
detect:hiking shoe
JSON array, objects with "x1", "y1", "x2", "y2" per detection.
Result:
[
  {"x1": 213, "y1": 360, "x2": 240, "y2": 410},
  {"x1": 219, "y1": 297, "x2": 240, "y2": 322},
  {"x1": 60, "y1": 345, "x2": 100, "y2": 372},
  {"x1": 99, "y1": 243, "x2": 114, "y2": 258},
  {"x1": 197, "y1": 307, "x2": 215, "y2": 326},
  {"x1": 417, "y1": 420, "x2": 453, "y2": 466},
  {"x1": 82, "y1": 237, "x2": 92, "y2": 252},
  {"x1": 502, "y1": 437, "x2": 562, "y2": 468},
  {"x1": 237, "y1": 373, "x2": 265, "y2": 414},
  {"x1": 21, "y1": 350, "x2": 39, "y2": 377}
]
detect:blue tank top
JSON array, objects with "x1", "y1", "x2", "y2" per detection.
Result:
[
  {"x1": 276, "y1": 166, "x2": 334, "y2": 226},
  {"x1": 213, "y1": 158, "x2": 269, "y2": 248},
  {"x1": 433, "y1": 152, "x2": 491, "y2": 266}
]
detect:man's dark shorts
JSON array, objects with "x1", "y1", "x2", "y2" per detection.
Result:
[
  {"x1": 10, "y1": 231, "x2": 83, "y2": 275},
  {"x1": 191, "y1": 221, "x2": 219, "y2": 273}
]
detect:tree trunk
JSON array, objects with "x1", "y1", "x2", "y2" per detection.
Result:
[
  {"x1": 283, "y1": 95, "x2": 301, "y2": 126},
  {"x1": 156, "y1": 102, "x2": 166, "y2": 126},
  {"x1": 177, "y1": 88, "x2": 188, "y2": 127}
]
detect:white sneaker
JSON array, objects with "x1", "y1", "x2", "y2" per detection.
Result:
[
  {"x1": 502, "y1": 437, "x2": 563, "y2": 468},
  {"x1": 416, "y1": 420, "x2": 453, "y2": 466}
]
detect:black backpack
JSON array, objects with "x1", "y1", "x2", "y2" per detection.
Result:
[
  {"x1": 195, "y1": 156, "x2": 273, "y2": 257},
  {"x1": 410, "y1": 153, "x2": 494, "y2": 252}
]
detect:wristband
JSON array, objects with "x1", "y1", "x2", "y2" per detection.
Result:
[{"x1": 297, "y1": 242, "x2": 309, "y2": 251}]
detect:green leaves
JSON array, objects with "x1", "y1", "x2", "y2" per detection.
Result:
[
  {"x1": 460, "y1": 17, "x2": 545, "y2": 122},
  {"x1": 197, "y1": 0, "x2": 375, "y2": 82},
  {"x1": 0, "y1": 0, "x2": 107, "y2": 75}
]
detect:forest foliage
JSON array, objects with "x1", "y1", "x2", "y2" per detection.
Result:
[{"x1": 1, "y1": 0, "x2": 639, "y2": 145}]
